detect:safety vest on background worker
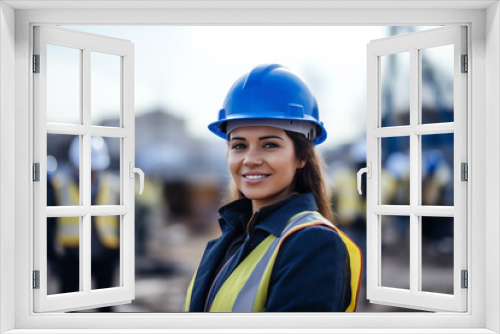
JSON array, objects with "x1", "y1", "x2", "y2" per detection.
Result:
[
  {"x1": 332, "y1": 166, "x2": 366, "y2": 227},
  {"x1": 50, "y1": 172, "x2": 120, "y2": 249},
  {"x1": 185, "y1": 211, "x2": 363, "y2": 312}
]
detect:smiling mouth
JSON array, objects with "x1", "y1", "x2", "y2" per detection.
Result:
[{"x1": 243, "y1": 174, "x2": 270, "y2": 180}]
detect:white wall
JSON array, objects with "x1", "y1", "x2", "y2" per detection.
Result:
[
  {"x1": 0, "y1": 2, "x2": 16, "y2": 333},
  {"x1": 486, "y1": 2, "x2": 500, "y2": 333}
]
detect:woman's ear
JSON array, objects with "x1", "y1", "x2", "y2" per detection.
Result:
[{"x1": 297, "y1": 159, "x2": 306, "y2": 169}]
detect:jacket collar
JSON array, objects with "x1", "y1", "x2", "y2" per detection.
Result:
[{"x1": 217, "y1": 192, "x2": 319, "y2": 237}]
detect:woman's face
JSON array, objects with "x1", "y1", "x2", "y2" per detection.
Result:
[{"x1": 228, "y1": 125, "x2": 304, "y2": 213}]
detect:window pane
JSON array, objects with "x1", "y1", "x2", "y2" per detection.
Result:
[
  {"x1": 381, "y1": 52, "x2": 410, "y2": 127},
  {"x1": 47, "y1": 44, "x2": 81, "y2": 124},
  {"x1": 90, "y1": 136, "x2": 121, "y2": 205},
  {"x1": 381, "y1": 215, "x2": 410, "y2": 289},
  {"x1": 421, "y1": 45, "x2": 454, "y2": 124},
  {"x1": 421, "y1": 133, "x2": 454, "y2": 206},
  {"x1": 91, "y1": 215, "x2": 120, "y2": 290},
  {"x1": 91, "y1": 52, "x2": 121, "y2": 126},
  {"x1": 47, "y1": 216, "x2": 80, "y2": 294},
  {"x1": 421, "y1": 216, "x2": 454, "y2": 294},
  {"x1": 381, "y1": 137, "x2": 410, "y2": 205},
  {"x1": 47, "y1": 134, "x2": 80, "y2": 206}
]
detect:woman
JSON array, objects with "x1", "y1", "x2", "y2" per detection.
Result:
[{"x1": 185, "y1": 64, "x2": 362, "y2": 312}]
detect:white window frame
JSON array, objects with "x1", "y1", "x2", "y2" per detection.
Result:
[{"x1": 1, "y1": 1, "x2": 499, "y2": 333}]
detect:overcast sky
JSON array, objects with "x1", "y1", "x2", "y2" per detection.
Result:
[{"x1": 57, "y1": 25, "x2": 435, "y2": 149}]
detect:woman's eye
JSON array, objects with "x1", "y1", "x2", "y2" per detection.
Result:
[
  {"x1": 263, "y1": 142, "x2": 279, "y2": 149},
  {"x1": 231, "y1": 143, "x2": 246, "y2": 150}
]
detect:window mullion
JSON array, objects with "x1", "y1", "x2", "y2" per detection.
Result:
[
  {"x1": 409, "y1": 47, "x2": 420, "y2": 294},
  {"x1": 373, "y1": 205, "x2": 455, "y2": 216},
  {"x1": 82, "y1": 47, "x2": 91, "y2": 209},
  {"x1": 373, "y1": 123, "x2": 455, "y2": 138},
  {"x1": 412, "y1": 206, "x2": 454, "y2": 216},
  {"x1": 82, "y1": 48, "x2": 90, "y2": 128},
  {"x1": 81, "y1": 47, "x2": 92, "y2": 295},
  {"x1": 46, "y1": 123, "x2": 88, "y2": 135},
  {"x1": 89, "y1": 205, "x2": 129, "y2": 216},
  {"x1": 45, "y1": 123, "x2": 130, "y2": 138},
  {"x1": 372, "y1": 125, "x2": 411, "y2": 137},
  {"x1": 82, "y1": 214, "x2": 91, "y2": 293},
  {"x1": 413, "y1": 123, "x2": 454, "y2": 135},
  {"x1": 46, "y1": 206, "x2": 90, "y2": 217},
  {"x1": 90, "y1": 126, "x2": 130, "y2": 138}
]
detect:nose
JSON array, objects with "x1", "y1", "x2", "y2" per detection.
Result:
[{"x1": 243, "y1": 147, "x2": 263, "y2": 167}]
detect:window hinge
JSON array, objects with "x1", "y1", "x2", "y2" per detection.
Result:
[
  {"x1": 33, "y1": 54, "x2": 40, "y2": 73},
  {"x1": 461, "y1": 270, "x2": 468, "y2": 289},
  {"x1": 461, "y1": 162, "x2": 468, "y2": 181},
  {"x1": 461, "y1": 54, "x2": 468, "y2": 73},
  {"x1": 33, "y1": 163, "x2": 40, "y2": 182},
  {"x1": 33, "y1": 270, "x2": 40, "y2": 289}
]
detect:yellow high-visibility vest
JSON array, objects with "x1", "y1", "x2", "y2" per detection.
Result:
[
  {"x1": 185, "y1": 211, "x2": 362, "y2": 312},
  {"x1": 51, "y1": 173, "x2": 120, "y2": 249},
  {"x1": 332, "y1": 167, "x2": 366, "y2": 227}
]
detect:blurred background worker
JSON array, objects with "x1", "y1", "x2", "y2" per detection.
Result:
[
  {"x1": 331, "y1": 139, "x2": 368, "y2": 283},
  {"x1": 47, "y1": 136, "x2": 120, "y2": 312}
]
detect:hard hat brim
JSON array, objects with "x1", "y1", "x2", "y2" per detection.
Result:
[{"x1": 208, "y1": 116, "x2": 327, "y2": 145}]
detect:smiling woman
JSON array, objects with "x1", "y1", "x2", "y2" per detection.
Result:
[
  {"x1": 227, "y1": 126, "x2": 303, "y2": 212},
  {"x1": 184, "y1": 64, "x2": 362, "y2": 312}
]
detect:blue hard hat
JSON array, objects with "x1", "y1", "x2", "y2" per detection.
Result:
[
  {"x1": 69, "y1": 136, "x2": 110, "y2": 170},
  {"x1": 208, "y1": 64, "x2": 327, "y2": 145},
  {"x1": 422, "y1": 150, "x2": 444, "y2": 176}
]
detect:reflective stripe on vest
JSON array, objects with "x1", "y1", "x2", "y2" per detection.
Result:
[
  {"x1": 52, "y1": 173, "x2": 120, "y2": 249},
  {"x1": 184, "y1": 211, "x2": 363, "y2": 312}
]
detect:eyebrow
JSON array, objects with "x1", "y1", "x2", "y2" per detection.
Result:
[
  {"x1": 229, "y1": 135, "x2": 284, "y2": 141},
  {"x1": 259, "y1": 135, "x2": 284, "y2": 141}
]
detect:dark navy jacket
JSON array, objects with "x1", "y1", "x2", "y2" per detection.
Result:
[{"x1": 187, "y1": 192, "x2": 349, "y2": 312}]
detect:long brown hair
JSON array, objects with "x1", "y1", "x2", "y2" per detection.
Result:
[
  {"x1": 285, "y1": 131, "x2": 334, "y2": 224},
  {"x1": 226, "y1": 130, "x2": 335, "y2": 224}
]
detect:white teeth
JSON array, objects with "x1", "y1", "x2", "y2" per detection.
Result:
[{"x1": 245, "y1": 175, "x2": 267, "y2": 180}]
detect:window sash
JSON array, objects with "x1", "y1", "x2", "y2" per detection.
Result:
[
  {"x1": 33, "y1": 25, "x2": 135, "y2": 313},
  {"x1": 366, "y1": 25, "x2": 468, "y2": 312}
]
